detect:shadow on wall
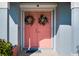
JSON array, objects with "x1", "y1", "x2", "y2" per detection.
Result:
[
  {"x1": 8, "y1": 2, "x2": 20, "y2": 46},
  {"x1": 56, "y1": 2, "x2": 71, "y2": 35},
  {"x1": 53, "y1": 2, "x2": 71, "y2": 53},
  {"x1": 9, "y1": 2, "x2": 20, "y2": 24}
]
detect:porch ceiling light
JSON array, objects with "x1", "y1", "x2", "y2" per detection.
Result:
[{"x1": 37, "y1": 4, "x2": 39, "y2": 7}]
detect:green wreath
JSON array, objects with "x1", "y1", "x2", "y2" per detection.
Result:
[
  {"x1": 39, "y1": 14, "x2": 48, "y2": 25},
  {"x1": 25, "y1": 15, "x2": 35, "y2": 25}
]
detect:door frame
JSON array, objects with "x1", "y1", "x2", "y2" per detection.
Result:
[{"x1": 20, "y1": 3, "x2": 57, "y2": 51}]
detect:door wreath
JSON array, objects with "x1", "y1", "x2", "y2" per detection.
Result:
[
  {"x1": 39, "y1": 14, "x2": 48, "y2": 25},
  {"x1": 25, "y1": 15, "x2": 35, "y2": 25}
]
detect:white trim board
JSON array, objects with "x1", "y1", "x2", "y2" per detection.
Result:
[
  {"x1": 20, "y1": 3, "x2": 57, "y2": 12},
  {"x1": 20, "y1": 3, "x2": 57, "y2": 8},
  {"x1": 20, "y1": 8, "x2": 54, "y2": 12}
]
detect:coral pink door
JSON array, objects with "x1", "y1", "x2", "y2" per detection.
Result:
[{"x1": 24, "y1": 12, "x2": 51, "y2": 48}]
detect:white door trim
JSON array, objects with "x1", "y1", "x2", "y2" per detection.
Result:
[
  {"x1": 20, "y1": 3, "x2": 57, "y2": 50},
  {"x1": 20, "y1": 3, "x2": 57, "y2": 11}
]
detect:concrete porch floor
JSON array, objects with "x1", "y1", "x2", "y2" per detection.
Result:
[{"x1": 20, "y1": 49, "x2": 72, "y2": 56}]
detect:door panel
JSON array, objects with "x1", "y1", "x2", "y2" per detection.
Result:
[
  {"x1": 38, "y1": 12, "x2": 51, "y2": 48},
  {"x1": 24, "y1": 12, "x2": 38, "y2": 48},
  {"x1": 24, "y1": 12, "x2": 51, "y2": 48}
]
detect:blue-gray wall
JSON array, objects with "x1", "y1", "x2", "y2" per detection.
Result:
[
  {"x1": 56, "y1": 2, "x2": 71, "y2": 33},
  {"x1": 56, "y1": 3, "x2": 72, "y2": 54},
  {"x1": 9, "y1": 2, "x2": 20, "y2": 45}
]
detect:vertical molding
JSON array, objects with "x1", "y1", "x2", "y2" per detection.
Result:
[
  {"x1": 53, "y1": 8, "x2": 56, "y2": 51},
  {"x1": 18, "y1": 10, "x2": 23, "y2": 55},
  {"x1": 20, "y1": 10, "x2": 23, "y2": 51},
  {"x1": 7, "y1": 2, "x2": 10, "y2": 42},
  {"x1": 7, "y1": 8, "x2": 9, "y2": 42},
  {"x1": 71, "y1": 5, "x2": 74, "y2": 53},
  {"x1": 51, "y1": 10, "x2": 53, "y2": 49},
  {"x1": 20, "y1": 10, "x2": 25, "y2": 50},
  {"x1": 23, "y1": 11, "x2": 25, "y2": 48}
]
